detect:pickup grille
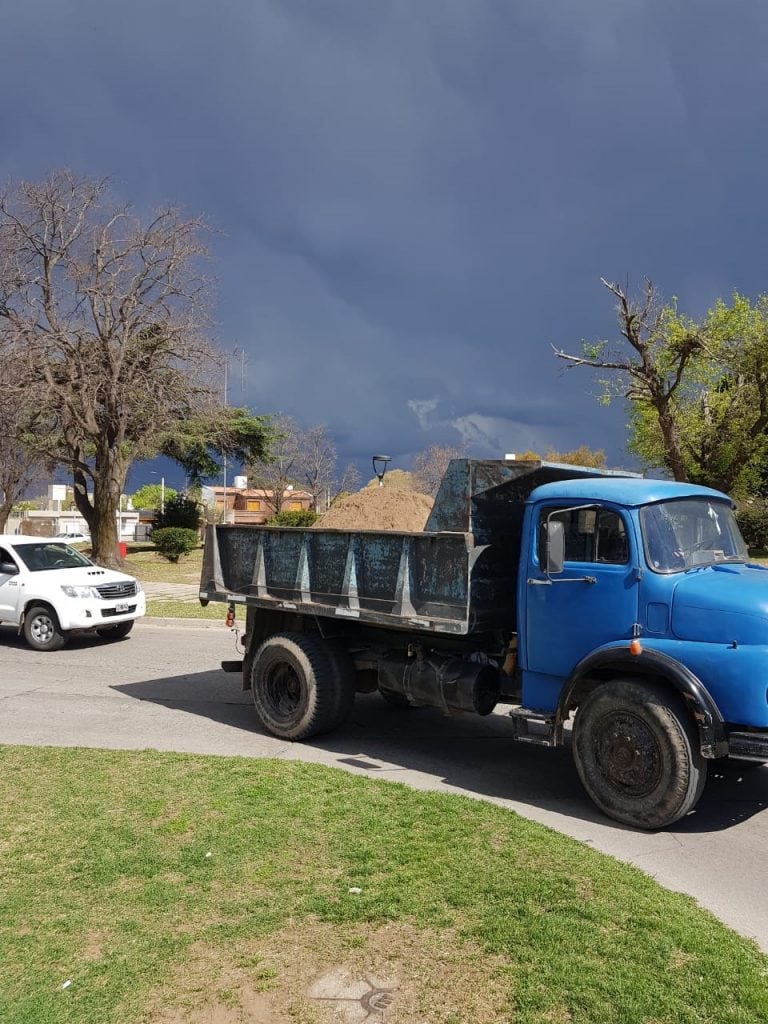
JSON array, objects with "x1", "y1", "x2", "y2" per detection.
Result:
[{"x1": 95, "y1": 581, "x2": 138, "y2": 600}]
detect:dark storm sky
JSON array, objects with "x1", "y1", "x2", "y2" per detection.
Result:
[{"x1": 2, "y1": 0, "x2": 768, "y2": 481}]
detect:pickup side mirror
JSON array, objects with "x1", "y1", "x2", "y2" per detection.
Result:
[
  {"x1": 545, "y1": 520, "x2": 565, "y2": 576},
  {"x1": 0, "y1": 560, "x2": 19, "y2": 576}
]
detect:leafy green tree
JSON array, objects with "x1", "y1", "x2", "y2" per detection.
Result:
[
  {"x1": 554, "y1": 278, "x2": 703, "y2": 482},
  {"x1": 160, "y1": 406, "x2": 271, "y2": 491},
  {"x1": 624, "y1": 293, "x2": 768, "y2": 495},
  {"x1": 544, "y1": 446, "x2": 607, "y2": 468},
  {"x1": 155, "y1": 494, "x2": 202, "y2": 531},
  {"x1": 131, "y1": 483, "x2": 177, "y2": 511}
]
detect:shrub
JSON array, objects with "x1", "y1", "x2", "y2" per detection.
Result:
[
  {"x1": 736, "y1": 498, "x2": 768, "y2": 552},
  {"x1": 155, "y1": 494, "x2": 202, "y2": 531},
  {"x1": 152, "y1": 527, "x2": 199, "y2": 563},
  {"x1": 267, "y1": 509, "x2": 319, "y2": 527}
]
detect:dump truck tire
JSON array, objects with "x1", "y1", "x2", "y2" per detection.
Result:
[
  {"x1": 250, "y1": 633, "x2": 351, "y2": 740},
  {"x1": 573, "y1": 678, "x2": 707, "y2": 829}
]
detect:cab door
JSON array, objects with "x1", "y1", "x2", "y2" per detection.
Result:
[
  {"x1": 523, "y1": 504, "x2": 639, "y2": 680},
  {"x1": 0, "y1": 546, "x2": 22, "y2": 622}
]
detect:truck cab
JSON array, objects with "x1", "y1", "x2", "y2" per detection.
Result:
[{"x1": 520, "y1": 478, "x2": 767, "y2": 827}]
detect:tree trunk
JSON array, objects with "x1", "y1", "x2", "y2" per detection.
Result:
[
  {"x1": 0, "y1": 498, "x2": 13, "y2": 533},
  {"x1": 75, "y1": 445, "x2": 127, "y2": 569},
  {"x1": 656, "y1": 402, "x2": 689, "y2": 482}
]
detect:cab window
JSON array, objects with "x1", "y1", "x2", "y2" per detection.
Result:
[{"x1": 537, "y1": 507, "x2": 628, "y2": 565}]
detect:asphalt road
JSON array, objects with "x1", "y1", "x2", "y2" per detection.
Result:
[{"x1": 2, "y1": 619, "x2": 767, "y2": 951}]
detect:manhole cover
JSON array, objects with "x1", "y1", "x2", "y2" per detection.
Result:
[{"x1": 308, "y1": 968, "x2": 398, "y2": 1021}]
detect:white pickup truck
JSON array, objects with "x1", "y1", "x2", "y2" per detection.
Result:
[{"x1": 0, "y1": 535, "x2": 145, "y2": 651}]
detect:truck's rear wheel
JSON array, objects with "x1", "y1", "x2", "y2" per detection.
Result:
[
  {"x1": 573, "y1": 679, "x2": 706, "y2": 829},
  {"x1": 23, "y1": 605, "x2": 66, "y2": 652},
  {"x1": 250, "y1": 633, "x2": 354, "y2": 740}
]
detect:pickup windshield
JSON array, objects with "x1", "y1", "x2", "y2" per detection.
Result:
[
  {"x1": 640, "y1": 498, "x2": 748, "y2": 573},
  {"x1": 13, "y1": 542, "x2": 93, "y2": 573}
]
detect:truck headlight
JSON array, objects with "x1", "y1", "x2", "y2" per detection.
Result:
[{"x1": 61, "y1": 585, "x2": 100, "y2": 598}]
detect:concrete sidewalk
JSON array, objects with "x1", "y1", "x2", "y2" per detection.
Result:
[{"x1": 141, "y1": 580, "x2": 200, "y2": 602}]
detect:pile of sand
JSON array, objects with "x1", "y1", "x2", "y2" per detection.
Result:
[{"x1": 313, "y1": 487, "x2": 434, "y2": 532}]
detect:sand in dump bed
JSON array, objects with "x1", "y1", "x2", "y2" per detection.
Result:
[{"x1": 313, "y1": 487, "x2": 434, "y2": 531}]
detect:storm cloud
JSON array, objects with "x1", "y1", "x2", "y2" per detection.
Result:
[{"x1": 2, "y1": 0, "x2": 768, "y2": 481}]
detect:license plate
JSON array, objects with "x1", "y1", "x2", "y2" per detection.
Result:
[{"x1": 115, "y1": 602, "x2": 129, "y2": 613}]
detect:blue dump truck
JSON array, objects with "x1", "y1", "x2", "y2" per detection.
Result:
[{"x1": 200, "y1": 458, "x2": 768, "y2": 829}]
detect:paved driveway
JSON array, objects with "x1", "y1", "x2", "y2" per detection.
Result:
[{"x1": 1, "y1": 618, "x2": 767, "y2": 951}]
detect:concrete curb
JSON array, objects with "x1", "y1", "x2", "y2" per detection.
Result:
[{"x1": 138, "y1": 616, "x2": 230, "y2": 631}]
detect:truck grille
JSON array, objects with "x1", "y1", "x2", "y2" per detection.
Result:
[{"x1": 95, "y1": 581, "x2": 138, "y2": 600}]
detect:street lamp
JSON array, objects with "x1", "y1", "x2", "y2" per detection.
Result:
[{"x1": 372, "y1": 455, "x2": 391, "y2": 487}]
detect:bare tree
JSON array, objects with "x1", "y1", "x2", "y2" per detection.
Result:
[
  {"x1": 411, "y1": 443, "x2": 467, "y2": 496},
  {"x1": 0, "y1": 171, "x2": 223, "y2": 565},
  {"x1": 247, "y1": 414, "x2": 304, "y2": 516},
  {"x1": 0, "y1": 349, "x2": 45, "y2": 531},
  {"x1": 331, "y1": 462, "x2": 360, "y2": 504},
  {"x1": 300, "y1": 424, "x2": 337, "y2": 512},
  {"x1": 553, "y1": 278, "x2": 703, "y2": 481}
]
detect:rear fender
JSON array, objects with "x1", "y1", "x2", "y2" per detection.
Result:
[{"x1": 557, "y1": 645, "x2": 728, "y2": 758}]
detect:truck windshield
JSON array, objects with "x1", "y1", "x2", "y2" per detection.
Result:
[
  {"x1": 640, "y1": 499, "x2": 748, "y2": 573},
  {"x1": 14, "y1": 542, "x2": 93, "y2": 572}
]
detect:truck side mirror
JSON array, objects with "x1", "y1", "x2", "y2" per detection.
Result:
[
  {"x1": 545, "y1": 520, "x2": 565, "y2": 576},
  {"x1": 0, "y1": 560, "x2": 19, "y2": 575}
]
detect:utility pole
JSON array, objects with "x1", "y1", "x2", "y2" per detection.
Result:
[{"x1": 222, "y1": 354, "x2": 228, "y2": 523}]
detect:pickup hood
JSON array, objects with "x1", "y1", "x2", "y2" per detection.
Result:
[
  {"x1": 671, "y1": 563, "x2": 768, "y2": 644},
  {"x1": 29, "y1": 566, "x2": 138, "y2": 590}
]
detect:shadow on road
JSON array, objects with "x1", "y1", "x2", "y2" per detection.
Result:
[{"x1": 113, "y1": 670, "x2": 768, "y2": 836}]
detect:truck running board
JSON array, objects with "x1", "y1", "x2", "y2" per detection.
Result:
[{"x1": 508, "y1": 707, "x2": 557, "y2": 746}]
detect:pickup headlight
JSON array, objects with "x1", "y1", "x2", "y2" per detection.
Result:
[{"x1": 61, "y1": 585, "x2": 100, "y2": 599}]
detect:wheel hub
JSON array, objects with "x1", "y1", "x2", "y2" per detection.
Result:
[
  {"x1": 31, "y1": 615, "x2": 54, "y2": 643},
  {"x1": 265, "y1": 663, "x2": 303, "y2": 719},
  {"x1": 593, "y1": 711, "x2": 662, "y2": 796}
]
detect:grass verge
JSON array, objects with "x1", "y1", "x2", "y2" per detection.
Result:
[
  {"x1": 1, "y1": 747, "x2": 766, "y2": 1024},
  {"x1": 144, "y1": 599, "x2": 223, "y2": 620}
]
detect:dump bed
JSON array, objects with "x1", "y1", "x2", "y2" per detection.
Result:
[{"x1": 200, "y1": 459, "x2": 629, "y2": 636}]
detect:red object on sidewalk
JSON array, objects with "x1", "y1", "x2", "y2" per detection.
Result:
[{"x1": 118, "y1": 541, "x2": 128, "y2": 558}]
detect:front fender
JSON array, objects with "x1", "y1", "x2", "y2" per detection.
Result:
[{"x1": 556, "y1": 644, "x2": 728, "y2": 758}]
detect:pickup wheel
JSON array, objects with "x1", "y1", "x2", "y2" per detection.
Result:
[
  {"x1": 96, "y1": 621, "x2": 135, "y2": 640},
  {"x1": 250, "y1": 633, "x2": 354, "y2": 740},
  {"x1": 573, "y1": 679, "x2": 706, "y2": 829},
  {"x1": 23, "y1": 604, "x2": 67, "y2": 652}
]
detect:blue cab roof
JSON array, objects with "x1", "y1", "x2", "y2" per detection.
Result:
[{"x1": 528, "y1": 477, "x2": 732, "y2": 508}]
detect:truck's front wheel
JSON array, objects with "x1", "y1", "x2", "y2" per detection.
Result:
[
  {"x1": 251, "y1": 633, "x2": 354, "y2": 740},
  {"x1": 573, "y1": 679, "x2": 706, "y2": 829}
]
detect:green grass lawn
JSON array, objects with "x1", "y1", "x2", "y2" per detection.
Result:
[
  {"x1": 1, "y1": 747, "x2": 766, "y2": 1024},
  {"x1": 122, "y1": 544, "x2": 203, "y2": 585}
]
